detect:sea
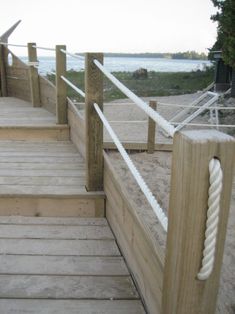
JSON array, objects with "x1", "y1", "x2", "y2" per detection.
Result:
[{"x1": 20, "y1": 56, "x2": 211, "y2": 75}]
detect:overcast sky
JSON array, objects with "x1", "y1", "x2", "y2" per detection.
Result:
[{"x1": 0, "y1": 0, "x2": 217, "y2": 55}]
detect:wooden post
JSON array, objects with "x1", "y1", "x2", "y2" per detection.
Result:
[
  {"x1": 56, "y1": 45, "x2": 67, "y2": 124},
  {"x1": 147, "y1": 100, "x2": 157, "y2": 153},
  {"x1": 0, "y1": 44, "x2": 7, "y2": 96},
  {"x1": 162, "y1": 130, "x2": 235, "y2": 314},
  {"x1": 27, "y1": 43, "x2": 40, "y2": 106},
  {"x1": 85, "y1": 53, "x2": 103, "y2": 191}
]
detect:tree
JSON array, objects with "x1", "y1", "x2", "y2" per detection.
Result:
[{"x1": 211, "y1": 0, "x2": 235, "y2": 68}]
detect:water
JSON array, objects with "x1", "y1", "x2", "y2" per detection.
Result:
[{"x1": 20, "y1": 56, "x2": 211, "y2": 74}]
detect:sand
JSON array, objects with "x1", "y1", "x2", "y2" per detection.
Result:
[{"x1": 106, "y1": 93, "x2": 235, "y2": 314}]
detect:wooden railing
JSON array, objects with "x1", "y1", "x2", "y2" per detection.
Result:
[
  {"x1": 0, "y1": 44, "x2": 234, "y2": 314},
  {"x1": 83, "y1": 52, "x2": 235, "y2": 314}
]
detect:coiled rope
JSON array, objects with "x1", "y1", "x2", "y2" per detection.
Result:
[{"x1": 197, "y1": 158, "x2": 223, "y2": 280}]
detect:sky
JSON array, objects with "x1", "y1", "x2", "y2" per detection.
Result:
[{"x1": 0, "y1": 0, "x2": 218, "y2": 55}]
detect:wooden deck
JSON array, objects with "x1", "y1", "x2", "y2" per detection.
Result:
[
  {"x1": 0, "y1": 97, "x2": 56, "y2": 125},
  {"x1": 0, "y1": 96, "x2": 145, "y2": 313},
  {"x1": 0, "y1": 216, "x2": 145, "y2": 314}
]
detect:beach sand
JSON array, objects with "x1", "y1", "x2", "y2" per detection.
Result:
[{"x1": 106, "y1": 93, "x2": 235, "y2": 314}]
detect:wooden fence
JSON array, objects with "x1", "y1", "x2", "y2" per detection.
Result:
[{"x1": 0, "y1": 44, "x2": 56, "y2": 114}]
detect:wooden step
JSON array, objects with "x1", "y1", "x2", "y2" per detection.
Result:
[
  {"x1": 0, "y1": 216, "x2": 145, "y2": 313},
  {"x1": 0, "y1": 195, "x2": 105, "y2": 217},
  {"x1": 0, "y1": 125, "x2": 70, "y2": 141},
  {"x1": 0, "y1": 140, "x2": 105, "y2": 217}
]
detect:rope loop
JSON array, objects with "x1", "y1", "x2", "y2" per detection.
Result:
[{"x1": 197, "y1": 158, "x2": 223, "y2": 280}]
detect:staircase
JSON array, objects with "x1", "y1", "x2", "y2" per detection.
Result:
[{"x1": 0, "y1": 97, "x2": 145, "y2": 314}]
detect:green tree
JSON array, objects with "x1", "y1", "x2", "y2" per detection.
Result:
[{"x1": 211, "y1": 0, "x2": 235, "y2": 68}]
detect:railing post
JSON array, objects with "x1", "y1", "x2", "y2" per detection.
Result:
[
  {"x1": 0, "y1": 44, "x2": 7, "y2": 96},
  {"x1": 162, "y1": 130, "x2": 235, "y2": 314},
  {"x1": 27, "y1": 43, "x2": 40, "y2": 106},
  {"x1": 85, "y1": 53, "x2": 103, "y2": 191},
  {"x1": 147, "y1": 100, "x2": 157, "y2": 153},
  {"x1": 56, "y1": 45, "x2": 67, "y2": 124}
]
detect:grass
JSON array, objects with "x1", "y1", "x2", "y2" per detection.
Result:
[{"x1": 47, "y1": 66, "x2": 214, "y2": 102}]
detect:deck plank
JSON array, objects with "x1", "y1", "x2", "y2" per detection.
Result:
[
  {"x1": 0, "y1": 216, "x2": 108, "y2": 225},
  {"x1": 0, "y1": 255, "x2": 128, "y2": 276},
  {"x1": 0, "y1": 238, "x2": 120, "y2": 256},
  {"x1": 0, "y1": 275, "x2": 139, "y2": 299},
  {"x1": 0, "y1": 225, "x2": 114, "y2": 240},
  {"x1": 0, "y1": 299, "x2": 145, "y2": 314}
]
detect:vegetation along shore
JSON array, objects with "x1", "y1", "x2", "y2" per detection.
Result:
[{"x1": 47, "y1": 66, "x2": 214, "y2": 102}]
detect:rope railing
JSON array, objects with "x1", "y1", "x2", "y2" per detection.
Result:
[
  {"x1": 47, "y1": 71, "x2": 56, "y2": 76},
  {"x1": 32, "y1": 45, "x2": 55, "y2": 52},
  {"x1": 172, "y1": 122, "x2": 235, "y2": 128},
  {"x1": 108, "y1": 120, "x2": 235, "y2": 128},
  {"x1": 0, "y1": 42, "x2": 27, "y2": 48},
  {"x1": 93, "y1": 102, "x2": 168, "y2": 232},
  {"x1": 60, "y1": 49, "x2": 85, "y2": 61},
  {"x1": 170, "y1": 92, "x2": 211, "y2": 122},
  {"x1": 93, "y1": 59, "x2": 176, "y2": 138},
  {"x1": 197, "y1": 158, "x2": 223, "y2": 280},
  {"x1": 158, "y1": 103, "x2": 235, "y2": 110},
  {"x1": 174, "y1": 94, "x2": 219, "y2": 132},
  {"x1": 61, "y1": 75, "x2": 85, "y2": 98}
]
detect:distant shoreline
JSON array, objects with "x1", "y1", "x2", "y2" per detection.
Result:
[{"x1": 80, "y1": 52, "x2": 208, "y2": 61}]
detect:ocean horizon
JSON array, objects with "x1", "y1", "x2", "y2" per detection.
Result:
[{"x1": 19, "y1": 56, "x2": 212, "y2": 75}]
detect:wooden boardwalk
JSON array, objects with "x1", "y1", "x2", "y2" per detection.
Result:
[
  {"x1": 0, "y1": 97, "x2": 56, "y2": 125},
  {"x1": 0, "y1": 97, "x2": 145, "y2": 313},
  {"x1": 0, "y1": 216, "x2": 145, "y2": 314}
]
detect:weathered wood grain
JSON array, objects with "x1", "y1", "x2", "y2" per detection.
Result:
[
  {"x1": 104, "y1": 152, "x2": 164, "y2": 314},
  {"x1": 27, "y1": 43, "x2": 40, "y2": 106},
  {"x1": 0, "y1": 255, "x2": 128, "y2": 275},
  {"x1": 162, "y1": 130, "x2": 235, "y2": 314},
  {"x1": 0, "y1": 224, "x2": 113, "y2": 239},
  {"x1": 0, "y1": 238, "x2": 120, "y2": 256},
  {"x1": 56, "y1": 45, "x2": 67, "y2": 124},
  {"x1": 0, "y1": 299, "x2": 145, "y2": 314},
  {"x1": 85, "y1": 53, "x2": 103, "y2": 191},
  {"x1": 39, "y1": 76, "x2": 56, "y2": 114},
  {"x1": 0, "y1": 275, "x2": 138, "y2": 299},
  {"x1": 147, "y1": 100, "x2": 157, "y2": 153},
  {"x1": 0, "y1": 216, "x2": 107, "y2": 225}
]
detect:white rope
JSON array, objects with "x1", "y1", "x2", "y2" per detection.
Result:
[
  {"x1": 0, "y1": 42, "x2": 27, "y2": 48},
  {"x1": 197, "y1": 158, "x2": 223, "y2": 280},
  {"x1": 32, "y1": 45, "x2": 55, "y2": 51},
  {"x1": 61, "y1": 75, "x2": 85, "y2": 98},
  {"x1": 172, "y1": 122, "x2": 235, "y2": 128},
  {"x1": 158, "y1": 103, "x2": 235, "y2": 110},
  {"x1": 170, "y1": 92, "x2": 209, "y2": 122},
  {"x1": 93, "y1": 59, "x2": 175, "y2": 138},
  {"x1": 60, "y1": 49, "x2": 85, "y2": 60},
  {"x1": 174, "y1": 95, "x2": 219, "y2": 132},
  {"x1": 94, "y1": 103, "x2": 168, "y2": 232},
  {"x1": 47, "y1": 71, "x2": 56, "y2": 76}
]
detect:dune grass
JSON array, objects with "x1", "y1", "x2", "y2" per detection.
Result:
[{"x1": 47, "y1": 66, "x2": 214, "y2": 102}]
